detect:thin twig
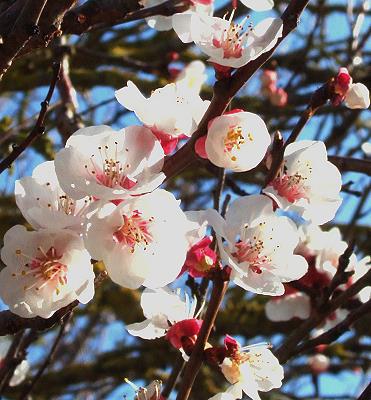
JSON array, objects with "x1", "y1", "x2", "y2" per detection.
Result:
[
  {"x1": 0, "y1": 61, "x2": 61, "y2": 174},
  {"x1": 0, "y1": 0, "x2": 49, "y2": 80},
  {"x1": 19, "y1": 312, "x2": 73, "y2": 400},
  {"x1": 161, "y1": 354, "x2": 186, "y2": 399},
  {"x1": 293, "y1": 299, "x2": 371, "y2": 355}
]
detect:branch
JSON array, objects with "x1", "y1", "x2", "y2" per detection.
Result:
[
  {"x1": 176, "y1": 270, "x2": 229, "y2": 400},
  {"x1": 293, "y1": 299, "x2": 371, "y2": 355},
  {"x1": 0, "y1": 271, "x2": 107, "y2": 336},
  {"x1": 358, "y1": 383, "x2": 371, "y2": 400},
  {"x1": 0, "y1": 61, "x2": 61, "y2": 174},
  {"x1": 61, "y1": 0, "x2": 190, "y2": 35},
  {"x1": 275, "y1": 268, "x2": 371, "y2": 363},
  {"x1": 0, "y1": 0, "x2": 49, "y2": 80},
  {"x1": 328, "y1": 156, "x2": 371, "y2": 175},
  {"x1": 163, "y1": 0, "x2": 311, "y2": 181}
]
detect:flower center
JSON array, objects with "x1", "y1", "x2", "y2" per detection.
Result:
[
  {"x1": 84, "y1": 143, "x2": 136, "y2": 190},
  {"x1": 234, "y1": 240, "x2": 272, "y2": 274},
  {"x1": 113, "y1": 210, "x2": 153, "y2": 252},
  {"x1": 212, "y1": 12, "x2": 251, "y2": 59},
  {"x1": 14, "y1": 246, "x2": 67, "y2": 294},
  {"x1": 233, "y1": 223, "x2": 278, "y2": 274},
  {"x1": 270, "y1": 173, "x2": 309, "y2": 203},
  {"x1": 223, "y1": 125, "x2": 248, "y2": 161}
]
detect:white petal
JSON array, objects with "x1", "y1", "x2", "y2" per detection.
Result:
[
  {"x1": 126, "y1": 319, "x2": 166, "y2": 339},
  {"x1": 345, "y1": 83, "x2": 370, "y2": 109},
  {"x1": 239, "y1": 0, "x2": 274, "y2": 11}
]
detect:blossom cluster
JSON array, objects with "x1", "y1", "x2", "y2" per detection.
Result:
[{"x1": 1, "y1": 0, "x2": 370, "y2": 398}]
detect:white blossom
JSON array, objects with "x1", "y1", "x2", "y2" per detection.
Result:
[
  {"x1": 84, "y1": 189, "x2": 197, "y2": 289},
  {"x1": 206, "y1": 195, "x2": 308, "y2": 295},
  {"x1": 240, "y1": 0, "x2": 274, "y2": 11},
  {"x1": 362, "y1": 142, "x2": 371, "y2": 156},
  {"x1": 54, "y1": 125, "x2": 165, "y2": 202},
  {"x1": 140, "y1": 0, "x2": 213, "y2": 32},
  {"x1": 345, "y1": 82, "x2": 370, "y2": 109},
  {"x1": 265, "y1": 292, "x2": 310, "y2": 321},
  {"x1": 115, "y1": 81, "x2": 209, "y2": 153},
  {"x1": 15, "y1": 161, "x2": 92, "y2": 233},
  {"x1": 205, "y1": 110, "x2": 271, "y2": 172},
  {"x1": 264, "y1": 141, "x2": 342, "y2": 225},
  {"x1": 175, "y1": 60, "x2": 207, "y2": 96},
  {"x1": 349, "y1": 254, "x2": 370, "y2": 303},
  {"x1": 126, "y1": 287, "x2": 199, "y2": 340},
  {"x1": 214, "y1": 341, "x2": 284, "y2": 400},
  {"x1": 125, "y1": 378, "x2": 163, "y2": 400},
  {"x1": 0, "y1": 226, "x2": 95, "y2": 318},
  {"x1": 173, "y1": 11, "x2": 283, "y2": 69}
]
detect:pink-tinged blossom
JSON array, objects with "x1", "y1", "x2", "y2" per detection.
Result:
[
  {"x1": 210, "y1": 337, "x2": 284, "y2": 400},
  {"x1": 0, "y1": 226, "x2": 95, "y2": 318},
  {"x1": 265, "y1": 292, "x2": 310, "y2": 322},
  {"x1": 261, "y1": 69, "x2": 288, "y2": 107},
  {"x1": 309, "y1": 354, "x2": 330, "y2": 373},
  {"x1": 54, "y1": 125, "x2": 165, "y2": 202},
  {"x1": 84, "y1": 190, "x2": 199, "y2": 289},
  {"x1": 182, "y1": 236, "x2": 218, "y2": 278},
  {"x1": 206, "y1": 195, "x2": 308, "y2": 295},
  {"x1": 15, "y1": 161, "x2": 92, "y2": 233},
  {"x1": 264, "y1": 141, "x2": 342, "y2": 225},
  {"x1": 331, "y1": 67, "x2": 370, "y2": 109},
  {"x1": 115, "y1": 81, "x2": 209, "y2": 154},
  {"x1": 127, "y1": 287, "x2": 202, "y2": 352},
  {"x1": 205, "y1": 110, "x2": 271, "y2": 172},
  {"x1": 261, "y1": 69, "x2": 277, "y2": 87},
  {"x1": 270, "y1": 87, "x2": 288, "y2": 107},
  {"x1": 173, "y1": 11, "x2": 283, "y2": 69}
]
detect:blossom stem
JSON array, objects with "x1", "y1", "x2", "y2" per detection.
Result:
[{"x1": 176, "y1": 270, "x2": 229, "y2": 400}]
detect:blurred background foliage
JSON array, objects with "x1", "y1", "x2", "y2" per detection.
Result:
[{"x1": 0, "y1": 0, "x2": 370, "y2": 399}]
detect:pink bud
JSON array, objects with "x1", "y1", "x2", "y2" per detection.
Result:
[
  {"x1": 270, "y1": 87, "x2": 288, "y2": 107},
  {"x1": 195, "y1": 136, "x2": 208, "y2": 159},
  {"x1": 165, "y1": 319, "x2": 203, "y2": 349},
  {"x1": 224, "y1": 335, "x2": 239, "y2": 357},
  {"x1": 334, "y1": 67, "x2": 352, "y2": 96},
  {"x1": 183, "y1": 236, "x2": 218, "y2": 277},
  {"x1": 309, "y1": 354, "x2": 330, "y2": 373},
  {"x1": 331, "y1": 67, "x2": 353, "y2": 106},
  {"x1": 261, "y1": 69, "x2": 278, "y2": 86}
]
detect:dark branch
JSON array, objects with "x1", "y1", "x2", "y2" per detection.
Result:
[{"x1": 0, "y1": 61, "x2": 61, "y2": 174}]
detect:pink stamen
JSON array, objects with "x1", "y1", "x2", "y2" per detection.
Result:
[
  {"x1": 270, "y1": 173, "x2": 309, "y2": 203},
  {"x1": 113, "y1": 210, "x2": 153, "y2": 252}
]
